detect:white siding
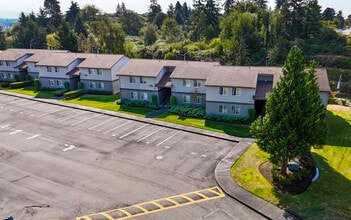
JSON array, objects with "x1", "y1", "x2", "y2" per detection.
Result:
[
  {"x1": 119, "y1": 75, "x2": 158, "y2": 91},
  {"x1": 38, "y1": 66, "x2": 70, "y2": 79},
  {"x1": 171, "y1": 78, "x2": 206, "y2": 94}
]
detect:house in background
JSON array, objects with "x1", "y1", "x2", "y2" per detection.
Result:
[
  {"x1": 0, "y1": 49, "x2": 34, "y2": 81},
  {"x1": 117, "y1": 59, "x2": 175, "y2": 106},
  {"x1": 24, "y1": 50, "x2": 69, "y2": 80},
  {"x1": 35, "y1": 53, "x2": 84, "y2": 90},
  {"x1": 78, "y1": 54, "x2": 129, "y2": 94},
  {"x1": 170, "y1": 61, "x2": 218, "y2": 106}
]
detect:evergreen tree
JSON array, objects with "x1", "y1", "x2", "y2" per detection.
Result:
[
  {"x1": 57, "y1": 21, "x2": 78, "y2": 52},
  {"x1": 42, "y1": 0, "x2": 62, "y2": 30},
  {"x1": 66, "y1": 1, "x2": 80, "y2": 24},
  {"x1": 322, "y1": 7, "x2": 335, "y2": 21},
  {"x1": 0, "y1": 26, "x2": 6, "y2": 50},
  {"x1": 334, "y1": 10, "x2": 345, "y2": 29},
  {"x1": 147, "y1": 0, "x2": 162, "y2": 22},
  {"x1": 223, "y1": 0, "x2": 235, "y2": 15},
  {"x1": 250, "y1": 46, "x2": 327, "y2": 176},
  {"x1": 303, "y1": 0, "x2": 322, "y2": 38}
]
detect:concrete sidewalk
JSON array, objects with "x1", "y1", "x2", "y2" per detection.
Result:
[{"x1": 215, "y1": 138, "x2": 300, "y2": 220}]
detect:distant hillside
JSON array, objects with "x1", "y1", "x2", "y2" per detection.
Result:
[{"x1": 0, "y1": 18, "x2": 18, "y2": 29}]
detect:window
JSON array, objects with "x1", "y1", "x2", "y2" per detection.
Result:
[
  {"x1": 0, "y1": 61, "x2": 3, "y2": 66},
  {"x1": 5, "y1": 61, "x2": 10, "y2": 66},
  {"x1": 219, "y1": 105, "x2": 227, "y2": 114},
  {"x1": 56, "y1": 80, "x2": 62, "y2": 87},
  {"x1": 90, "y1": 82, "x2": 96, "y2": 89},
  {"x1": 8, "y1": 73, "x2": 13, "y2": 79},
  {"x1": 232, "y1": 87, "x2": 241, "y2": 96},
  {"x1": 140, "y1": 76, "x2": 147, "y2": 84},
  {"x1": 1, "y1": 72, "x2": 7, "y2": 79},
  {"x1": 183, "y1": 79, "x2": 191, "y2": 87},
  {"x1": 232, "y1": 106, "x2": 241, "y2": 115},
  {"x1": 195, "y1": 95, "x2": 201, "y2": 104},
  {"x1": 129, "y1": 76, "x2": 137, "y2": 83},
  {"x1": 54, "y1": 66, "x2": 59, "y2": 72},
  {"x1": 98, "y1": 82, "x2": 105, "y2": 89},
  {"x1": 194, "y1": 80, "x2": 203, "y2": 87},
  {"x1": 140, "y1": 92, "x2": 148, "y2": 101},
  {"x1": 89, "y1": 68, "x2": 95, "y2": 74},
  {"x1": 49, "y1": 79, "x2": 55, "y2": 86},
  {"x1": 219, "y1": 87, "x2": 228, "y2": 95},
  {"x1": 182, "y1": 95, "x2": 190, "y2": 103},
  {"x1": 97, "y1": 69, "x2": 103, "y2": 75},
  {"x1": 130, "y1": 91, "x2": 138, "y2": 100},
  {"x1": 47, "y1": 66, "x2": 52, "y2": 72}
]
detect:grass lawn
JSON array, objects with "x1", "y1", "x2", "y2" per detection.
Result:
[
  {"x1": 155, "y1": 112, "x2": 251, "y2": 137},
  {"x1": 0, "y1": 86, "x2": 54, "y2": 99},
  {"x1": 231, "y1": 105, "x2": 351, "y2": 219},
  {"x1": 61, "y1": 94, "x2": 155, "y2": 117}
]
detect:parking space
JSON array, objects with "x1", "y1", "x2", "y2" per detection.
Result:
[{"x1": 0, "y1": 93, "x2": 265, "y2": 220}]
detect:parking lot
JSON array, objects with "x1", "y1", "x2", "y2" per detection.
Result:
[{"x1": 0, "y1": 92, "x2": 265, "y2": 220}]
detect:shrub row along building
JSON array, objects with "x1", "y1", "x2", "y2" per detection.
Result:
[{"x1": 0, "y1": 49, "x2": 330, "y2": 118}]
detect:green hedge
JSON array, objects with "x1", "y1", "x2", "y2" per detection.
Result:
[
  {"x1": 10, "y1": 80, "x2": 33, "y2": 89},
  {"x1": 205, "y1": 114, "x2": 248, "y2": 124},
  {"x1": 53, "y1": 89, "x2": 70, "y2": 97},
  {"x1": 168, "y1": 105, "x2": 205, "y2": 118},
  {"x1": 63, "y1": 89, "x2": 85, "y2": 99},
  {"x1": 1, "y1": 81, "x2": 10, "y2": 87},
  {"x1": 121, "y1": 99, "x2": 159, "y2": 110},
  {"x1": 86, "y1": 90, "x2": 113, "y2": 95}
]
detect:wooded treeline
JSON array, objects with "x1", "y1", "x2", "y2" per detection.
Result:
[{"x1": 1, "y1": 0, "x2": 351, "y2": 67}]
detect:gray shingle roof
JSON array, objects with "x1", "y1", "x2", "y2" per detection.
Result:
[
  {"x1": 36, "y1": 53, "x2": 84, "y2": 67},
  {"x1": 77, "y1": 54, "x2": 125, "y2": 69}
]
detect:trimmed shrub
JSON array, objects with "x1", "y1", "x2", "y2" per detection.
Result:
[
  {"x1": 168, "y1": 104, "x2": 205, "y2": 118},
  {"x1": 1, "y1": 81, "x2": 10, "y2": 87},
  {"x1": 34, "y1": 78, "x2": 41, "y2": 92},
  {"x1": 14, "y1": 75, "x2": 19, "y2": 82},
  {"x1": 170, "y1": 96, "x2": 177, "y2": 106},
  {"x1": 10, "y1": 80, "x2": 33, "y2": 89},
  {"x1": 25, "y1": 75, "x2": 32, "y2": 81},
  {"x1": 64, "y1": 82, "x2": 70, "y2": 90},
  {"x1": 63, "y1": 89, "x2": 85, "y2": 99},
  {"x1": 151, "y1": 95, "x2": 158, "y2": 107},
  {"x1": 78, "y1": 82, "x2": 84, "y2": 90},
  {"x1": 205, "y1": 114, "x2": 247, "y2": 124},
  {"x1": 53, "y1": 89, "x2": 69, "y2": 97},
  {"x1": 247, "y1": 108, "x2": 256, "y2": 123},
  {"x1": 121, "y1": 99, "x2": 159, "y2": 110},
  {"x1": 86, "y1": 90, "x2": 113, "y2": 95}
]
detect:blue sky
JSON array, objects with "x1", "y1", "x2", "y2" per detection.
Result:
[{"x1": 0, "y1": 0, "x2": 350, "y2": 19}]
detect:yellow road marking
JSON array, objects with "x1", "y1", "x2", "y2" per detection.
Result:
[{"x1": 76, "y1": 186, "x2": 225, "y2": 220}]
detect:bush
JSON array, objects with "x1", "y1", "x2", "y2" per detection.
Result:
[
  {"x1": 63, "y1": 89, "x2": 85, "y2": 99},
  {"x1": 151, "y1": 95, "x2": 158, "y2": 107},
  {"x1": 205, "y1": 114, "x2": 247, "y2": 124},
  {"x1": 10, "y1": 80, "x2": 33, "y2": 89},
  {"x1": 86, "y1": 90, "x2": 113, "y2": 95},
  {"x1": 25, "y1": 75, "x2": 32, "y2": 81},
  {"x1": 328, "y1": 95, "x2": 336, "y2": 104},
  {"x1": 34, "y1": 78, "x2": 41, "y2": 92},
  {"x1": 53, "y1": 89, "x2": 69, "y2": 97},
  {"x1": 121, "y1": 99, "x2": 159, "y2": 110},
  {"x1": 1, "y1": 81, "x2": 10, "y2": 87},
  {"x1": 78, "y1": 82, "x2": 84, "y2": 90},
  {"x1": 64, "y1": 82, "x2": 70, "y2": 90},
  {"x1": 170, "y1": 96, "x2": 177, "y2": 106},
  {"x1": 14, "y1": 75, "x2": 19, "y2": 82},
  {"x1": 247, "y1": 108, "x2": 256, "y2": 123},
  {"x1": 168, "y1": 104, "x2": 205, "y2": 118}
]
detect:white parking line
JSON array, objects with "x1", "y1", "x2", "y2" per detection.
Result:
[
  {"x1": 63, "y1": 144, "x2": 76, "y2": 152},
  {"x1": 137, "y1": 127, "x2": 166, "y2": 143},
  {"x1": 88, "y1": 118, "x2": 116, "y2": 130},
  {"x1": 70, "y1": 114, "x2": 101, "y2": 126},
  {"x1": 57, "y1": 112, "x2": 86, "y2": 123},
  {"x1": 119, "y1": 124, "x2": 149, "y2": 139},
  {"x1": 103, "y1": 121, "x2": 132, "y2": 134},
  {"x1": 36, "y1": 108, "x2": 65, "y2": 118},
  {"x1": 27, "y1": 134, "x2": 40, "y2": 140},
  {"x1": 9, "y1": 130, "x2": 23, "y2": 135},
  {"x1": 156, "y1": 131, "x2": 182, "y2": 147}
]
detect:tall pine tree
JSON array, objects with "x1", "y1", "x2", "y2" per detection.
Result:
[{"x1": 251, "y1": 46, "x2": 327, "y2": 175}]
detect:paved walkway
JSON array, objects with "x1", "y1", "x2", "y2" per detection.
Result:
[{"x1": 215, "y1": 138, "x2": 300, "y2": 220}]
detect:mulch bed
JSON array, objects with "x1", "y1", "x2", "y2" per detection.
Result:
[{"x1": 259, "y1": 155, "x2": 316, "y2": 195}]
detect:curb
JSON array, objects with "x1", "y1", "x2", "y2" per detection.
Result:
[{"x1": 215, "y1": 139, "x2": 301, "y2": 220}]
